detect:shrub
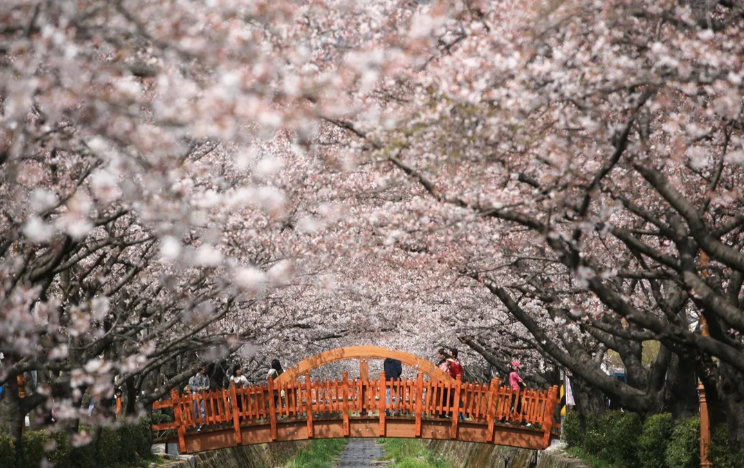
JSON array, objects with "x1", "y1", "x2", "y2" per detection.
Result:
[
  {"x1": 148, "y1": 412, "x2": 172, "y2": 425},
  {"x1": 639, "y1": 413, "x2": 674, "y2": 468},
  {"x1": 708, "y1": 424, "x2": 744, "y2": 468},
  {"x1": 581, "y1": 414, "x2": 604, "y2": 456},
  {"x1": 48, "y1": 431, "x2": 73, "y2": 468},
  {"x1": 665, "y1": 416, "x2": 700, "y2": 468},
  {"x1": 562, "y1": 411, "x2": 582, "y2": 448},
  {"x1": 69, "y1": 433, "x2": 96, "y2": 468},
  {"x1": 563, "y1": 410, "x2": 641, "y2": 467},
  {"x1": 1, "y1": 417, "x2": 154, "y2": 468},
  {"x1": 96, "y1": 425, "x2": 122, "y2": 467},
  {"x1": 116, "y1": 423, "x2": 139, "y2": 463},
  {"x1": 133, "y1": 417, "x2": 154, "y2": 458},
  {"x1": 596, "y1": 411, "x2": 642, "y2": 467},
  {"x1": 18, "y1": 430, "x2": 50, "y2": 468},
  {"x1": 0, "y1": 435, "x2": 14, "y2": 467}
]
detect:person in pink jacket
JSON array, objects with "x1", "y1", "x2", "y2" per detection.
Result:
[
  {"x1": 508, "y1": 361, "x2": 525, "y2": 421},
  {"x1": 508, "y1": 360, "x2": 525, "y2": 390}
]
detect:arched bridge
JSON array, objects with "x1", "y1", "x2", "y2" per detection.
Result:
[
  {"x1": 152, "y1": 347, "x2": 560, "y2": 454},
  {"x1": 273, "y1": 345, "x2": 453, "y2": 384}
]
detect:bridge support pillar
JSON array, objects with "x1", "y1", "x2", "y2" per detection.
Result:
[
  {"x1": 342, "y1": 371, "x2": 350, "y2": 436},
  {"x1": 450, "y1": 375, "x2": 462, "y2": 439},
  {"x1": 268, "y1": 376, "x2": 278, "y2": 441},
  {"x1": 414, "y1": 373, "x2": 423, "y2": 437},
  {"x1": 229, "y1": 383, "x2": 242, "y2": 446},
  {"x1": 378, "y1": 372, "x2": 386, "y2": 437},
  {"x1": 486, "y1": 378, "x2": 500, "y2": 443},
  {"x1": 542, "y1": 385, "x2": 559, "y2": 448},
  {"x1": 171, "y1": 388, "x2": 187, "y2": 454},
  {"x1": 304, "y1": 373, "x2": 314, "y2": 438}
]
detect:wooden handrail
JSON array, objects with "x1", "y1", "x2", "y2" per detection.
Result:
[{"x1": 152, "y1": 375, "x2": 559, "y2": 453}]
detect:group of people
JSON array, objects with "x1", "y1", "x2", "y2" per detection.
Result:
[
  {"x1": 438, "y1": 349, "x2": 527, "y2": 420},
  {"x1": 436, "y1": 347, "x2": 464, "y2": 380},
  {"x1": 187, "y1": 359, "x2": 285, "y2": 430}
]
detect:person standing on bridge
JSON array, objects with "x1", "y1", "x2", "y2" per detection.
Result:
[
  {"x1": 447, "y1": 348, "x2": 465, "y2": 421},
  {"x1": 267, "y1": 359, "x2": 285, "y2": 410},
  {"x1": 230, "y1": 366, "x2": 249, "y2": 414},
  {"x1": 437, "y1": 349, "x2": 451, "y2": 418},
  {"x1": 189, "y1": 367, "x2": 209, "y2": 431},
  {"x1": 383, "y1": 357, "x2": 402, "y2": 416},
  {"x1": 508, "y1": 360, "x2": 526, "y2": 422},
  {"x1": 267, "y1": 358, "x2": 284, "y2": 379}
]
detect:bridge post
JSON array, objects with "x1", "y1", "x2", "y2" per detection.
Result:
[
  {"x1": 359, "y1": 358, "x2": 369, "y2": 381},
  {"x1": 304, "y1": 373, "x2": 314, "y2": 438},
  {"x1": 450, "y1": 375, "x2": 462, "y2": 439},
  {"x1": 486, "y1": 378, "x2": 500, "y2": 443},
  {"x1": 414, "y1": 373, "x2": 423, "y2": 437},
  {"x1": 378, "y1": 372, "x2": 386, "y2": 437},
  {"x1": 342, "y1": 371, "x2": 350, "y2": 436},
  {"x1": 229, "y1": 383, "x2": 242, "y2": 446},
  {"x1": 171, "y1": 388, "x2": 187, "y2": 454},
  {"x1": 542, "y1": 385, "x2": 559, "y2": 448},
  {"x1": 267, "y1": 376, "x2": 278, "y2": 441},
  {"x1": 360, "y1": 362, "x2": 369, "y2": 416}
]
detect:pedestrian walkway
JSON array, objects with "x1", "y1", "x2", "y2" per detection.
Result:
[{"x1": 336, "y1": 440, "x2": 386, "y2": 467}]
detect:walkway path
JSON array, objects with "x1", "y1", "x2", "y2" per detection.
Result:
[{"x1": 336, "y1": 439, "x2": 386, "y2": 467}]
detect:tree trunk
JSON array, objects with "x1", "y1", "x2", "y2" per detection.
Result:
[
  {"x1": 125, "y1": 376, "x2": 138, "y2": 415},
  {"x1": 0, "y1": 377, "x2": 24, "y2": 450},
  {"x1": 664, "y1": 353, "x2": 699, "y2": 418},
  {"x1": 571, "y1": 376, "x2": 605, "y2": 431},
  {"x1": 719, "y1": 362, "x2": 744, "y2": 450}
]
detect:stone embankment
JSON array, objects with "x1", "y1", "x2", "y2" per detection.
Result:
[
  {"x1": 156, "y1": 441, "x2": 306, "y2": 468},
  {"x1": 425, "y1": 440, "x2": 588, "y2": 468},
  {"x1": 155, "y1": 439, "x2": 587, "y2": 468}
]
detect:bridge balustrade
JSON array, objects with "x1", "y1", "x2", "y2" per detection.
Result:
[{"x1": 153, "y1": 372, "x2": 559, "y2": 454}]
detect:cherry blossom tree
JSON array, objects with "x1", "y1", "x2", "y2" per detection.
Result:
[
  {"x1": 4, "y1": 0, "x2": 744, "y2": 456},
  {"x1": 322, "y1": 0, "x2": 744, "y2": 448}
]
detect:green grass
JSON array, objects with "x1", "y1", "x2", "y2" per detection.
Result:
[
  {"x1": 285, "y1": 439, "x2": 347, "y2": 468},
  {"x1": 566, "y1": 447, "x2": 620, "y2": 468},
  {"x1": 378, "y1": 439, "x2": 451, "y2": 468}
]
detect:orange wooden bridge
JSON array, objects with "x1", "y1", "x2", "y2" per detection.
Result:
[{"x1": 152, "y1": 347, "x2": 560, "y2": 454}]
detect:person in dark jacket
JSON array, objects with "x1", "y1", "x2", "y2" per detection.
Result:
[{"x1": 383, "y1": 358, "x2": 402, "y2": 416}]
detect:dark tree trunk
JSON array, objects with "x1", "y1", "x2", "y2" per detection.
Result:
[
  {"x1": 664, "y1": 353, "x2": 699, "y2": 418},
  {"x1": 125, "y1": 376, "x2": 138, "y2": 415},
  {"x1": 719, "y1": 362, "x2": 744, "y2": 449},
  {"x1": 571, "y1": 376, "x2": 605, "y2": 431},
  {"x1": 0, "y1": 377, "x2": 24, "y2": 450}
]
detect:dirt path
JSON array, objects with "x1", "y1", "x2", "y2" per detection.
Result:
[{"x1": 335, "y1": 439, "x2": 386, "y2": 467}]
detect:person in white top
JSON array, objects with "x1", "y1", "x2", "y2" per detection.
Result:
[{"x1": 230, "y1": 366, "x2": 248, "y2": 412}]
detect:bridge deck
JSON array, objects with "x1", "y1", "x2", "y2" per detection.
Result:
[{"x1": 153, "y1": 372, "x2": 559, "y2": 454}]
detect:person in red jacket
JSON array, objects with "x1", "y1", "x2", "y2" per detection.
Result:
[
  {"x1": 447, "y1": 348, "x2": 464, "y2": 380},
  {"x1": 447, "y1": 348, "x2": 465, "y2": 420}
]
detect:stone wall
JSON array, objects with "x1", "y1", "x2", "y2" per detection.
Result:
[
  {"x1": 424, "y1": 440, "x2": 588, "y2": 468},
  {"x1": 162, "y1": 441, "x2": 307, "y2": 468}
]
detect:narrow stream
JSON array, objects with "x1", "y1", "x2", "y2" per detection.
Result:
[{"x1": 336, "y1": 439, "x2": 385, "y2": 467}]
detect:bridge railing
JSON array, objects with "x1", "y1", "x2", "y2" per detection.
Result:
[{"x1": 153, "y1": 372, "x2": 559, "y2": 453}]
